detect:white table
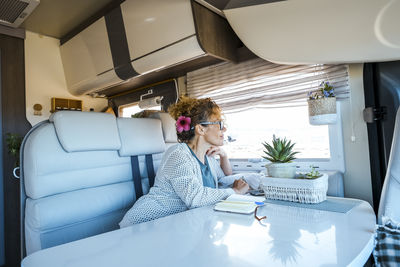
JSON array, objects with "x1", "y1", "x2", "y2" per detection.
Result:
[{"x1": 21, "y1": 197, "x2": 376, "y2": 267}]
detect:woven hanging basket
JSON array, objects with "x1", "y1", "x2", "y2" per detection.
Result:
[{"x1": 307, "y1": 97, "x2": 337, "y2": 125}]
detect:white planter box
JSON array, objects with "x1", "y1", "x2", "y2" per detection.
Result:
[{"x1": 260, "y1": 174, "x2": 328, "y2": 204}]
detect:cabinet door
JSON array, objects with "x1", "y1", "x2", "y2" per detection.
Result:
[
  {"x1": 121, "y1": 0, "x2": 204, "y2": 74},
  {"x1": 60, "y1": 17, "x2": 122, "y2": 95}
]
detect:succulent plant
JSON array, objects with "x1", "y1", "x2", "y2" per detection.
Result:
[
  {"x1": 298, "y1": 165, "x2": 322, "y2": 179},
  {"x1": 262, "y1": 135, "x2": 299, "y2": 163}
]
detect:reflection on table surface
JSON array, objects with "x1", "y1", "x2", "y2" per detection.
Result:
[{"x1": 22, "y1": 197, "x2": 376, "y2": 267}]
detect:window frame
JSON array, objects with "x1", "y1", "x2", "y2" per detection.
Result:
[{"x1": 118, "y1": 102, "x2": 139, "y2": 117}]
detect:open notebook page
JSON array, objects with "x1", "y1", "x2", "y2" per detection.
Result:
[{"x1": 214, "y1": 194, "x2": 265, "y2": 214}]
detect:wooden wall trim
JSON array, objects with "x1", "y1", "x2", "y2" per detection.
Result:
[{"x1": 0, "y1": 34, "x2": 31, "y2": 266}]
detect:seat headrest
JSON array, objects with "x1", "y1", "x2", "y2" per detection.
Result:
[
  {"x1": 117, "y1": 118, "x2": 165, "y2": 156},
  {"x1": 147, "y1": 112, "x2": 178, "y2": 143},
  {"x1": 50, "y1": 111, "x2": 121, "y2": 152}
]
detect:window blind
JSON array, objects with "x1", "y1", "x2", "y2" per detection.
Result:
[{"x1": 187, "y1": 58, "x2": 349, "y2": 113}]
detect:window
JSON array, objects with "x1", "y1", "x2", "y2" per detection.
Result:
[
  {"x1": 119, "y1": 103, "x2": 161, "y2": 118},
  {"x1": 221, "y1": 102, "x2": 344, "y2": 172},
  {"x1": 224, "y1": 106, "x2": 330, "y2": 159}
]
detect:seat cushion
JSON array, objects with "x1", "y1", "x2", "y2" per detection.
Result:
[
  {"x1": 25, "y1": 209, "x2": 127, "y2": 255},
  {"x1": 25, "y1": 182, "x2": 135, "y2": 231}
]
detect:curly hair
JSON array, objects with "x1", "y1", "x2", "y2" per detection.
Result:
[{"x1": 168, "y1": 96, "x2": 221, "y2": 143}]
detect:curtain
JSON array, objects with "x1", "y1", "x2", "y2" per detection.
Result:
[{"x1": 187, "y1": 58, "x2": 349, "y2": 113}]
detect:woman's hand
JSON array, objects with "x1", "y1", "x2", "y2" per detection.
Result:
[
  {"x1": 207, "y1": 146, "x2": 232, "y2": 175},
  {"x1": 206, "y1": 146, "x2": 227, "y2": 159},
  {"x1": 232, "y1": 179, "x2": 249, "y2": 194}
]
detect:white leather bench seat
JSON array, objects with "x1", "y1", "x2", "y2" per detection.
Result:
[
  {"x1": 22, "y1": 112, "x2": 167, "y2": 255},
  {"x1": 325, "y1": 170, "x2": 345, "y2": 197}
]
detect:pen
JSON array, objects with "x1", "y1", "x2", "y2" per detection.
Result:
[{"x1": 219, "y1": 200, "x2": 265, "y2": 206}]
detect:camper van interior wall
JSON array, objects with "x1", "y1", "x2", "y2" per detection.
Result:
[
  {"x1": 262, "y1": 135, "x2": 299, "y2": 178},
  {"x1": 307, "y1": 81, "x2": 337, "y2": 125}
]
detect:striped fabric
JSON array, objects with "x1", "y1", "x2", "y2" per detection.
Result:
[{"x1": 187, "y1": 58, "x2": 349, "y2": 113}]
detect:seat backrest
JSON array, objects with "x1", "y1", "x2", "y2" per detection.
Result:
[
  {"x1": 21, "y1": 111, "x2": 165, "y2": 255},
  {"x1": 145, "y1": 111, "x2": 178, "y2": 166},
  {"x1": 147, "y1": 112, "x2": 178, "y2": 146},
  {"x1": 116, "y1": 117, "x2": 166, "y2": 197},
  {"x1": 378, "y1": 107, "x2": 400, "y2": 224}
]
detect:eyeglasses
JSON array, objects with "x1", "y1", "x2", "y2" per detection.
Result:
[
  {"x1": 254, "y1": 206, "x2": 267, "y2": 222},
  {"x1": 200, "y1": 121, "x2": 224, "y2": 130}
]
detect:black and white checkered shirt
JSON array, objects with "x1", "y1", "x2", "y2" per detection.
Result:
[{"x1": 374, "y1": 219, "x2": 400, "y2": 267}]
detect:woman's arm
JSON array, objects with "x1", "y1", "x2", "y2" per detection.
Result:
[
  {"x1": 206, "y1": 146, "x2": 232, "y2": 175},
  {"x1": 166, "y1": 150, "x2": 234, "y2": 209}
]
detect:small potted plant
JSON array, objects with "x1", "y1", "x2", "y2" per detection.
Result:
[
  {"x1": 262, "y1": 135, "x2": 299, "y2": 178},
  {"x1": 6, "y1": 133, "x2": 23, "y2": 178},
  {"x1": 298, "y1": 165, "x2": 323, "y2": 179},
  {"x1": 307, "y1": 81, "x2": 337, "y2": 125}
]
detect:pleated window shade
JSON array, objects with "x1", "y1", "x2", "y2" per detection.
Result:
[{"x1": 187, "y1": 58, "x2": 349, "y2": 113}]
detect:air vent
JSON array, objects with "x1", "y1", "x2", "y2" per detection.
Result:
[{"x1": 0, "y1": 0, "x2": 39, "y2": 28}]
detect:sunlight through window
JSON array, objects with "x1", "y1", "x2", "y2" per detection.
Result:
[{"x1": 223, "y1": 107, "x2": 330, "y2": 159}]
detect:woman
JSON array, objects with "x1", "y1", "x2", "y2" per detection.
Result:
[{"x1": 119, "y1": 97, "x2": 249, "y2": 227}]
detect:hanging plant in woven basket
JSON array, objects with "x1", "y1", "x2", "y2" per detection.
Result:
[{"x1": 307, "y1": 81, "x2": 337, "y2": 125}]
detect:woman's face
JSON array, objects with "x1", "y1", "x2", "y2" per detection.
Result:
[{"x1": 202, "y1": 114, "x2": 226, "y2": 146}]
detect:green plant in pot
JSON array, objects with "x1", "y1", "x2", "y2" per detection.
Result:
[
  {"x1": 262, "y1": 135, "x2": 299, "y2": 178},
  {"x1": 6, "y1": 133, "x2": 22, "y2": 166},
  {"x1": 298, "y1": 165, "x2": 323, "y2": 179},
  {"x1": 6, "y1": 133, "x2": 23, "y2": 178}
]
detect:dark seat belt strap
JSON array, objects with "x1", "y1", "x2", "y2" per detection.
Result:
[
  {"x1": 145, "y1": 154, "x2": 155, "y2": 187},
  {"x1": 131, "y1": 155, "x2": 143, "y2": 199}
]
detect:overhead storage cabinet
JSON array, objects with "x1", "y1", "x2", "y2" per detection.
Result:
[
  {"x1": 224, "y1": 0, "x2": 400, "y2": 64},
  {"x1": 60, "y1": 0, "x2": 239, "y2": 96},
  {"x1": 60, "y1": 17, "x2": 123, "y2": 96},
  {"x1": 121, "y1": 0, "x2": 205, "y2": 75}
]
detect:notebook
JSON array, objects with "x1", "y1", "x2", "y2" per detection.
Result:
[{"x1": 214, "y1": 194, "x2": 265, "y2": 214}]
